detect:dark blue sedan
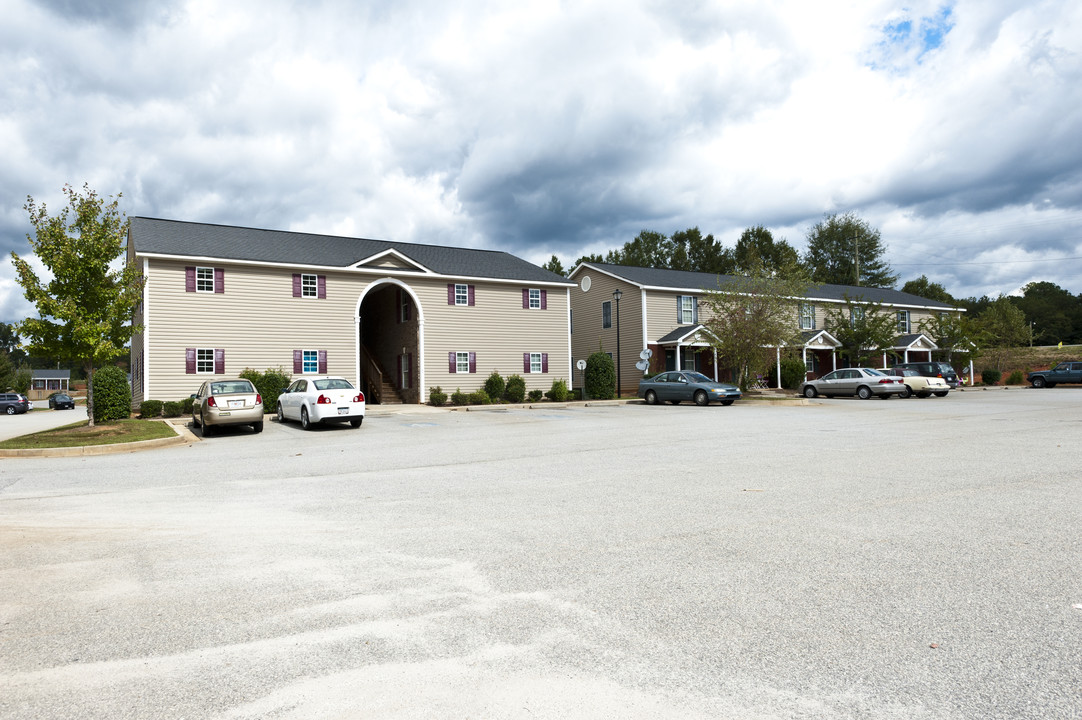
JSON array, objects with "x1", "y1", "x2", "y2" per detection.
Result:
[{"x1": 638, "y1": 371, "x2": 742, "y2": 406}]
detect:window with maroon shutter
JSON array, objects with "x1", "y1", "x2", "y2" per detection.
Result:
[
  {"x1": 317, "y1": 275, "x2": 326, "y2": 299},
  {"x1": 523, "y1": 352, "x2": 531, "y2": 373},
  {"x1": 185, "y1": 267, "x2": 196, "y2": 292},
  {"x1": 540, "y1": 290, "x2": 547, "y2": 310},
  {"x1": 186, "y1": 348, "x2": 197, "y2": 373},
  {"x1": 468, "y1": 352, "x2": 476, "y2": 373},
  {"x1": 449, "y1": 284, "x2": 475, "y2": 306},
  {"x1": 524, "y1": 288, "x2": 543, "y2": 309},
  {"x1": 292, "y1": 274, "x2": 302, "y2": 297},
  {"x1": 318, "y1": 350, "x2": 327, "y2": 374},
  {"x1": 522, "y1": 289, "x2": 530, "y2": 309},
  {"x1": 190, "y1": 348, "x2": 214, "y2": 373},
  {"x1": 542, "y1": 352, "x2": 548, "y2": 373},
  {"x1": 293, "y1": 350, "x2": 303, "y2": 374},
  {"x1": 449, "y1": 351, "x2": 457, "y2": 373},
  {"x1": 214, "y1": 348, "x2": 225, "y2": 374},
  {"x1": 214, "y1": 268, "x2": 224, "y2": 293},
  {"x1": 526, "y1": 353, "x2": 544, "y2": 374}
]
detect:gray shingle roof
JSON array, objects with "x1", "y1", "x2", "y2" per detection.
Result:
[
  {"x1": 576, "y1": 262, "x2": 959, "y2": 310},
  {"x1": 129, "y1": 217, "x2": 572, "y2": 285},
  {"x1": 31, "y1": 370, "x2": 71, "y2": 379}
]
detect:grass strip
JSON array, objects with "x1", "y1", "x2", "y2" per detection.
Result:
[{"x1": 0, "y1": 419, "x2": 177, "y2": 449}]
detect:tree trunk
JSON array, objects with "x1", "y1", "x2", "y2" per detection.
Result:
[{"x1": 86, "y1": 363, "x2": 95, "y2": 428}]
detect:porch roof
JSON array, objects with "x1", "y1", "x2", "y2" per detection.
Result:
[{"x1": 655, "y1": 325, "x2": 717, "y2": 345}]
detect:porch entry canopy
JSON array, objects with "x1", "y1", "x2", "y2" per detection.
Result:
[
  {"x1": 654, "y1": 324, "x2": 720, "y2": 378},
  {"x1": 881, "y1": 333, "x2": 938, "y2": 366}
]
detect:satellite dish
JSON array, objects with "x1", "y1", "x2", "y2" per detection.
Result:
[
  {"x1": 635, "y1": 360, "x2": 649, "y2": 371},
  {"x1": 576, "y1": 359, "x2": 587, "y2": 371},
  {"x1": 639, "y1": 348, "x2": 653, "y2": 360}
]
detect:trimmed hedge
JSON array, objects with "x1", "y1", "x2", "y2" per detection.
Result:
[
  {"x1": 139, "y1": 400, "x2": 164, "y2": 419},
  {"x1": 585, "y1": 351, "x2": 616, "y2": 399},
  {"x1": 429, "y1": 386, "x2": 448, "y2": 406},
  {"x1": 505, "y1": 374, "x2": 526, "y2": 403},
  {"x1": 93, "y1": 365, "x2": 131, "y2": 423}
]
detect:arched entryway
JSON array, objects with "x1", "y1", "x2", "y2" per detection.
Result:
[{"x1": 355, "y1": 279, "x2": 424, "y2": 404}]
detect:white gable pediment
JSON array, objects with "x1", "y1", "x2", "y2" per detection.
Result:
[{"x1": 353, "y1": 249, "x2": 430, "y2": 273}]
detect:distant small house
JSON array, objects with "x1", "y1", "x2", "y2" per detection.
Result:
[{"x1": 29, "y1": 369, "x2": 71, "y2": 400}]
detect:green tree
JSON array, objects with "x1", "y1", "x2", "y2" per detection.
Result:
[
  {"x1": 1012, "y1": 281, "x2": 1082, "y2": 345},
  {"x1": 13, "y1": 365, "x2": 33, "y2": 395},
  {"x1": 0, "y1": 351, "x2": 15, "y2": 391},
  {"x1": 732, "y1": 225, "x2": 799, "y2": 276},
  {"x1": 901, "y1": 275, "x2": 956, "y2": 304},
  {"x1": 11, "y1": 184, "x2": 144, "y2": 426},
  {"x1": 803, "y1": 212, "x2": 898, "y2": 288},
  {"x1": 584, "y1": 350, "x2": 616, "y2": 399},
  {"x1": 571, "y1": 252, "x2": 604, "y2": 269},
  {"x1": 675, "y1": 227, "x2": 733, "y2": 275},
  {"x1": 974, "y1": 297, "x2": 1031, "y2": 370},
  {"x1": 606, "y1": 230, "x2": 673, "y2": 268},
  {"x1": 0, "y1": 323, "x2": 26, "y2": 366},
  {"x1": 91, "y1": 364, "x2": 130, "y2": 423},
  {"x1": 542, "y1": 254, "x2": 566, "y2": 277},
  {"x1": 699, "y1": 264, "x2": 810, "y2": 390},
  {"x1": 822, "y1": 296, "x2": 899, "y2": 366},
  {"x1": 919, "y1": 312, "x2": 975, "y2": 364}
]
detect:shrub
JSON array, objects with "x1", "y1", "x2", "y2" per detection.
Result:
[
  {"x1": 773, "y1": 358, "x2": 807, "y2": 390},
  {"x1": 545, "y1": 378, "x2": 570, "y2": 401},
  {"x1": 92, "y1": 365, "x2": 131, "y2": 423},
  {"x1": 585, "y1": 351, "x2": 616, "y2": 399},
  {"x1": 528, "y1": 389, "x2": 544, "y2": 402},
  {"x1": 429, "y1": 386, "x2": 448, "y2": 406},
  {"x1": 469, "y1": 389, "x2": 491, "y2": 405},
  {"x1": 505, "y1": 374, "x2": 526, "y2": 403},
  {"x1": 981, "y1": 368, "x2": 1002, "y2": 385},
  {"x1": 139, "y1": 399, "x2": 164, "y2": 418},
  {"x1": 162, "y1": 401, "x2": 183, "y2": 417},
  {"x1": 483, "y1": 371, "x2": 506, "y2": 403},
  {"x1": 451, "y1": 388, "x2": 470, "y2": 406},
  {"x1": 180, "y1": 396, "x2": 195, "y2": 414},
  {"x1": 241, "y1": 367, "x2": 291, "y2": 414},
  {"x1": 1006, "y1": 370, "x2": 1024, "y2": 385}
]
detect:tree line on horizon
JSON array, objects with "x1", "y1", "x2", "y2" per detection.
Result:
[{"x1": 540, "y1": 211, "x2": 1082, "y2": 348}]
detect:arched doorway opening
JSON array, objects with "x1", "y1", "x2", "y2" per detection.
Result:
[{"x1": 355, "y1": 279, "x2": 424, "y2": 404}]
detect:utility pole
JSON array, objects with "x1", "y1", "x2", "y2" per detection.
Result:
[{"x1": 853, "y1": 235, "x2": 860, "y2": 286}]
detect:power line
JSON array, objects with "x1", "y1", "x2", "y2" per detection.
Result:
[{"x1": 892, "y1": 255, "x2": 1082, "y2": 267}]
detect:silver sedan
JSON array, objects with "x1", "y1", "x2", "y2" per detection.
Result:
[
  {"x1": 191, "y1": 379, "x2": 264, "y2": 436},
  {"x1": 800, "y1": 368, "x2": 906, "y2": 399}
]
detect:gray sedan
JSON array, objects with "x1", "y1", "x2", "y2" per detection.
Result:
[
  {"x1": 191, "y1": 379, "x2": 264, "y2": 436},
  {"x1": 638, "y1": 371, "x2": 742, "y2": 406},
  {"x1": 800, "y1": 367, "x2": 905, "y2": 399}
]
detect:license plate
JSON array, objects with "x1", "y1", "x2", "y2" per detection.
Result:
[
  {"x1": 228, "y1": 400, "x2": 243, "y2": 408},
  {"x1": 338, "y1": 407, "x2": 349, "y2": 415}
]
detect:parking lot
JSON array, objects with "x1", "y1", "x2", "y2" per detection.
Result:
[{"x1": 1, "y1": 391, "x2": 1080, "y2": 719}]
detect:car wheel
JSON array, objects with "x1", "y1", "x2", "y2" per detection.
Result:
[
  {"x1": 857, "y1": 386, "x2": 873, "y2": 400},
  {"x1": 253, "y1": 421, "x2": 263, "y2": 433},
  {"x1": 934, "y1": 391, "x2": 949, "y2": 397},
  {"x1": 1031, "y1": 376, "x2": 1046, "y2": 388},
  {"x1": 898, "y1": 385, "x2": 912, "y2": 399},
  {"x1": 350, "y1": 418, "x2": 362, "y2": 428},
  {"x1": 5, "y1": 406, "x2": 15, "y2": 415},
  {"x1": 202, "y1": 422, "x2": 214, "y2": 437},
  {"x1": 694, "y1": 390, "x2": 709, "y2": 406},
  {"x1": 721, "y1": 399, "x2": 735, "y2": 406},
  {"x1": 277, "y1": 403, "x2": 285, "y2": 423},
  {"x1": 301, "y1": 406, "x2": 312, "y2": 430},
  {"x1": 803, "y1": 386, "x2": 817, "y2": 399},
  {"x1": 644, "y1": 390, "x2": 658, "y2": 405}
]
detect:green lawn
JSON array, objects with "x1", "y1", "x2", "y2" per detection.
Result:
[{"x1": 0, "y1": 419, "x2": 177, "y2": 449}]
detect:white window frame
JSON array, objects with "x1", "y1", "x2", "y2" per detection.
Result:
[
  {"x1": 456, "y1": 351, "x2": 470, "y2": 374},
  {"x1": 196, "y1": 348, "x2": 215, "y2": 374},
  {"x1": 301, "y1": 273, "x2": 318, "y2": 298},
  {"x1": 800, "y1": 303, "x2": 815, "y2": 330},
  {"x1": 196, "y1": 267, "x2": 214, "y2": 293},
  {"x1": 528, "y1": 288, "x2": 541, "y2": 309},
  {"x1": 679, "y1": 296, "x2": 695, "y2": 324},
  {"x1": 454, "y1": 284, "x2": 469, "y2": 306},
  {"x1": 302, "y1": 349, "x2": 318, "y2": 374},
  {"x1": 897, "y1": 310, "x2": 910, "y2": 333},
  {"x1": 529, "y1": 352, "x2": 543, "y2": 374},
  {"x1": 850, "y1": 306, "x2": 865, "y2": 327}
]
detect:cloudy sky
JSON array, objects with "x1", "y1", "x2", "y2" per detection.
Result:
[{"x1": 2, "y1": 0, "x2": 1081, "y2": 323}]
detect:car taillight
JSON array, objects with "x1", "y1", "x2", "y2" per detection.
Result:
[
  {"x1": 256, "y1": 393, "x2": 262, "y2": 405},
  {"x1": 317, "y1": 394, "x2": 333, "y2": 404},
  {"x1": 207, "y1": 396, "x2": 217, "y2": 407},
  {"x1": 878, "y1": 379, "x2": 895, "y2": 385},
  {"x1": 354, "y1": 392, "x2": 364, "y2": 403}
]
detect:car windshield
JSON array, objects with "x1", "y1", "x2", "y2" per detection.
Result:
[
  {"x1": 684, "y1": 372, "x2": 711, "y2": 383},
  {"x1": 313, "y1": 378, "x2": 354, "y2": 391},
  {"x1": 211, "y1": 381, "x2": 255, "y2": 394},
  {"x1": 862, "y1": 368, "x2": 886, "y2": 377}
]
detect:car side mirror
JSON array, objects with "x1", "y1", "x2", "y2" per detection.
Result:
[
  {"x1": 189, "y1": 394, "x2": 197, "y2": 399},
  {"x1": 281, "y1": 388, "x2": 289, "y2": 393}
]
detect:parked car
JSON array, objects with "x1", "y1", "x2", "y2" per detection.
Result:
[
  {"x1": 878, "y1": 368, "x2": 951, "y2": 398},
  {"x1": 0, "y1": 393, "x2": 30, "y2": 415},
  {"x1": 638, "y1": 371, "x2": 742, "y2": 406},
  {"x1": 892, "y1": 361, "x2": 960, "y2": 388},
  {"x1": 1027, "y1": 361, "x2": 1082, "y2": 388},
  {"x1": 191, "y1": 379, "x2": 264, "y2": 436},
  {"x1": 277, "y1": 376, "x2": 365, "y2": 429},
  {"x1": 48, "y1": 392, "x2": 76, "y2": 410},
  {"x1": 800, "y1": 368, "x2": 906, "y2": 399}
]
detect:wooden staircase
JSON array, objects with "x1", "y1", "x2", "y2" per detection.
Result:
[{"x1": 361, "y1": 345, "x2": 405, "y2": 404}]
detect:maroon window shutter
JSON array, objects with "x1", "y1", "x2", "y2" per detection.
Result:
[
  {"x1": 523, "y1": 352, "x2": 531, "y2": 374},
  {"x1": 185, "y1": 348, "x2": 196, "y2": 374},
  {"x1": 397, "y1": 354, "x2": 403, "y2": 388},
  {"x1": 317, "y1": 275, "x2": 326, "y2": 299},
  {"x1": 522, "y1": 289, "x2": 529, "y2": 309},
  {"x1": 293, "y1": 350, "x2": 303, "y2": 374},
  {"x1": 185, "y1": 267, "x2": 196, "y2": 292},
  {"x1": 448, "y1": 352, "x2": 456, "y2": 373},
  {"x1": 407, "y1": 353, "x2": 413, "y2": 389},
  {"x1": 468, "y1": 352, "x2": 476, "y2": 373},
  {"x1": 541, "y1": 290, "x2": 547, "y2": 310},
  {"x1": 214, "y1": 348, "x2": 225, "y2": 374},
  {"x1": 214, "y1": 268, "x2": 224, "y2": 293},
  {"x1": 542, "y1": 353, "x2": 549, "y2": 373},
  {"x1": 467, "y1": 285, "x2": 475, "y2": 306},
  {"x1": 292, "y1": 274, "x2": 301, "y2": 297},
  {"x1": 447, "y1": 284, "x2": 455, "y2": 305},
  {"x1": 318, "y1": 350, "x2": 328, "y2": 374}
]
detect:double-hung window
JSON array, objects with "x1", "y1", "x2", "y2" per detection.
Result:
[
  {"x1": 678, "y1": 295, "x2": 697, "y2": 324},
  {"x1": 456, "y1": 352, "x2": 470, "y2": 373},
  {"x1": 196, "y1": 267, "x2": 214, "y2": 293},
  {"x1": 529, "y1": 288, "x2": 541, "y2": 309},
  {"x1": 897, "y1": 310, "x2": 910, "y2": 333},
  {"x1": 455, "y1": 284, "x2": 469, "y2": 306},
  {"x1": 301, "y1": 274, "x2": 318, "y2": 298},
  {"x1": 602, "y1": 301, "x2": 612, "y2": 329},
  {"x1": 302, "y1": 350, "x2": 319, "y2": 374},
  {"x1": 196, "y1": 348, "x2": 214, "y2": 373},
  {"x1": 850, "y1": 306, "x2": 865, "y2": 327},
  {"x1": 530, "y1": 353, "x2": 542, "y2": 373},
  {"x1": 800, "y1": 303, "x2": 815, "y2": 330}
]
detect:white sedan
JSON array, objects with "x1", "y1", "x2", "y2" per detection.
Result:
[{"x1": 277, "y1": 376, "x2": 365, "y2": 430}]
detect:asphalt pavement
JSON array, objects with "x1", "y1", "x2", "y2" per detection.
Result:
[{"x1": 0, "y1": 390, "x2": 1079, "y2": 719}]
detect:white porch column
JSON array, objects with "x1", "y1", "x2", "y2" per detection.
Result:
[
  {"x1": 832, "y1": 353, "x2": 837, "y2": 371},
  {"x1": 775, "y1": 347, "x2": 781, "y2": 387},
  {"x1": 675, "y1": 343, "x2": 682, "y2": 370},
  {"x1": 802, "y1": 348, "x2": 808, "y2": 379},
  {"x1": 713, "y1": 348, "x2": 718, "y2": 382}
]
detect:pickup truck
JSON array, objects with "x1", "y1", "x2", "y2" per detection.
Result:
[{"x1": 1027, "y1": 361, "x2": 1082, "y2": 388}]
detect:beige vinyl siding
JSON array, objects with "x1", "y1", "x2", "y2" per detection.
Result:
[
  {"x1": 568, "y1": 270, "x2": 644, "y2": 395},
  {"x1": 143, "y1": 260, "x2": 359, "y2": 400},
  {"x1": 644, "y1": 290, "x2": 698, "y2": 343},
  {"x1": 419, "y1": 280, "x2": 570, "y2": 394}
]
